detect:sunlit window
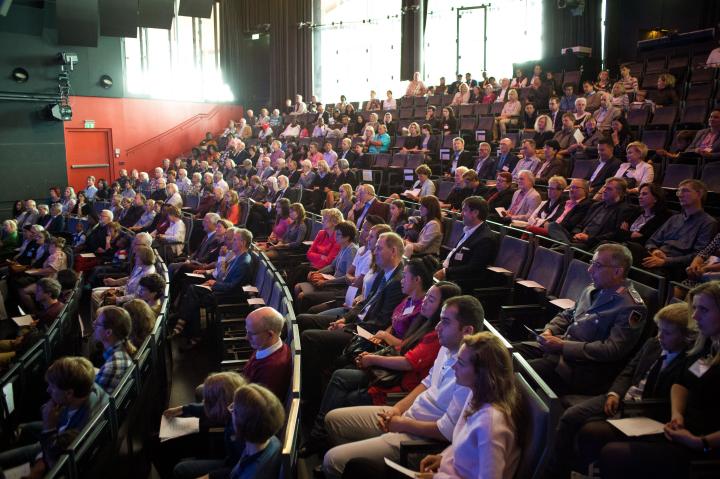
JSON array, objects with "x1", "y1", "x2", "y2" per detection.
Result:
[
  {"x1": 313, "y1": 0, "x2": 402, "y2": 104},
  {"x1": 424, "y1": 0, "x2": 543, "y2": 85},
  {"x1": 123, "y1": 0, "x2": 233, "y2": 102}
]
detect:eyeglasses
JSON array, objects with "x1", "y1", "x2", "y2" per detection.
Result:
[{"x1": 590, "y1": 260, "x2": 618, "y2": 269}]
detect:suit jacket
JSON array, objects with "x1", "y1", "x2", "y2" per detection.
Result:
[
  {"x1": 558, "y1": 198, "x2": 593, "y2": 232},
  {"x1": 191, "y1": 232, "x2": 223, "y2": 264},
  {"x1": 535, "y1": 157, "x2": 567, "y2": 181},
  {"x1": 120, "y1": 205, "x2": 144, "y2": 228},
  {"x1": 345, "y1": 263, "x2": 405, "y2": 332},
  {"x1": 356, "y1": 198, "x2": 388, "y2": 228},
  {"x1": 586, "y1": 157, "x2": 622, "y2": 190},
  {"x1": 574, "y1": 200, "x2": 636, "y2": 246},
  {"x1": 495, "y1": 153, "x2": 519, "y2": 174},
  {"x1": 445, "y1": 222, "x2": 499, "y2": 291},
  {"x1": 687, "y1": 128, "x2": 720, "y2": 161},
  {"x1": 44, "y1": 215, "x2": 66, "y2": 234},
  {"x1": 449, "y1": 150, "x2": 474, "y2": 172},
  {"x1": 212, "y1": 251, "x2": 253, "y2": 293},
  {"x1": 474, "y1": 156, "x2": 497, "y2": 180},
  {"x1": 487, "y1": 188, "x2": 515, "y2": 213},
  {"x1": 608, "y1": 337, "x2": 686, "y2": 400}
]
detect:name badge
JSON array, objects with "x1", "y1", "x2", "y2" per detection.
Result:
[
  {"x1": 502, "y1": 166, "x2": 509, "y2": 171},
  {"x1": 402, "y1": 305, "x2": 416, "y2": 316},
  {"x1": 689, "y1": 357, "x2": 710, "y2": 378},
  {"x1": 454, "y1": 253, "x2": 463, "y2": 261}
]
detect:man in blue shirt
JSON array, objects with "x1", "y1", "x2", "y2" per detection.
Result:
[
  {"x1": 368, "y1": 124, "x2": 391, "y2": 154},
  {"x1": 559, "y1": 83, "x2": 578, "y2": 112},
  {"x1": 84, "y1": 175, "x2": 98, "y2": 200}
]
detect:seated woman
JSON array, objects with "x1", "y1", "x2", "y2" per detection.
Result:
[
  {"x1": 219, "y1": 190, "x2": 241, "y2": 225},
  {"x1": 521, "y1": 102, "x2": 538, "y2": 130},
  {"x1": 0, "y1": 219, "x2": 20, "y2": 261},
  {"x1": 610, "y1": 116, "x2": 633, "y2": 159},
  {"x1": 311, "y1": 160, "x2": 335, "y2": 212},
  {"x1": 594, "y1": 282, "x2": 720, "y2": 479},
  {"x1": 265, "y1": 203, "x2": 308, "y2": 261},
  {"x1": 388, "y1": 199, "x2": 409, "y2": 237},
  {"x1": 515, "y1": 176, "x2": 566, "y2": 231},
  {"x1": 123, "y1": 298, "x2": 157, "y2": 351},
  {"x1": 62, "y1": 187, "x2": 77, "y2": 214},
  {"x1": 90, "y1": 245, "x2": 156, "y2": 317},
  {"x1": 400, "y1": 122, "x2": 423, "y2": 152},
  {"x1": 494, "y1": 88, "x2": 521, "y2": 140},
  {"x1": 532, "y1": 114, "x2": 555, "y2": 149},
  {"x1": 287, "y1": 208, "x2": 342, "y2": 288},
  {"x1": 564, "y1": 117, "x2": 603, "y2": 157},
  {"x1": 16, "y1": 236, "x2": 68, "y2": 312},
  {"x1": 295, "y1": 221, "x2": 358, "y2": 314},
  {"x1": 333, "y1": 184, "x2": 354, "y2": 219},
  {"x1": 297, "y1": 159, "x2": 316, "y2": 190},
  {"x1": 222, "y1": 384, "x2": 285, "y2": 479},
  {"x1": 416, "y1": 332, "x2": 523, "y2": 479},
  {"x1": 573, "y1": 97, "x2": 592, "y2": 128},
  {"x1": 158, "y1": 372, "x2": 246, "y2": 479},
  {"x1": 299, "y1": 273, "x2": 458, "y2": 457},
  {"x1": 152, "y1": 206, "x2": 186, "y2": 259},
  {"x1": 388, "y1": 165, "x2": 436, "y2": 203},
  {"x1": 615, "y1": 141, "x2": 654, "y2": 194},
  {"x1": 650, "y1": 73, "x2": 679, "y2": 107},
  {"x1": 403, "y1": 196, "x2": 443, "y2": 259},
  {"x1": 685, "y1": 232, "x2": 720, "y2": 289},
  {"x1": 260, "y1": 198, "x2": 291, "y2": 246}
]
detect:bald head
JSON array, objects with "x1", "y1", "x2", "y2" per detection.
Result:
[{"x1": 245, "y1": 307, "x2": 285, "y2": 350}]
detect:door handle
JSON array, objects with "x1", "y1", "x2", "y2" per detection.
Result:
[{"x1": 71, "y1": 164, "x2": 110, "y2": 169}]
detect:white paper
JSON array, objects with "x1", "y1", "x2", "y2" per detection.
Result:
[
  {"x1": 495, "y1": 207, "x2": 507, "y2": 216},
  {"x1": 344, "y1": 286, "x2": 359, "y2": 308},
  {"x1": 487, "y1": 266, "x2": 511, "y2": 274},
  {"x1": 550, "y1": 298, "x2": 576, "y2": 310},
  {"x1": 356, "y1": 325, "x2": 374, "y2": 340},
  {"x1": 402, "y1": 188, "x2": 421, "y2": 198},
  {"x1": 510, "y1": 220, "x2": 528, "y2": 228},
  {"x1": 159, "y1": 416, "x2": 200, "y2": 442},
  {"x1": 573, "y1": 128, "x2": 585, "y2": 144},
  {"x1": 242, "y1": 285, "x2": 259, "y2": 293},
  {"x1": 320, "y1": 273, "x2": 336, "y2": 281},
  {"x1": 517, "y1": 279, "x2": 545, "y2": 289},
  {"x1": 79, "y1": 253, "x2": 96, "y2": 258},
  {"x1": 363, "y1": 170, "x2": 373, "y2": 181},
  {"x1": 607, "y1": 417, "x2": 665, "y2": 437},
  {"x1": 384, "y1": 458, "x2": 418, "y2": 478},
  {"x1": 302, "y1": 240, "x2": 314, "y2": 246},
  {"x1": 247, "y1": 298, "x2": 265, "y2": 305},
  {"x1": 12, "y1": 315, "x2": 33, "y2": 327},
  {"x1": 184, "y1": 272, "x2": 205, "y2": 278},
  {"x1": 196, "y1": 284, "x2": 212, "y2": 290},
  {"x1": 3, "y1": 463, "x2": 31, "y2": 479},
  {"x1": 2, "y1": 382, "x2": 14, "y2": 415}
]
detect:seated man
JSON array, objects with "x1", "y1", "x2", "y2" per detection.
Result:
[
  {"x1": 298, "y1": 232, "x2": 406, "y2": 409},
  {"x1": 241, "y1": 306, "x2": 293, "y2": 401},
  {"x1": 657, "y1": 109, "x2": 720, "y2": 161},
  {"x1": 0, "y1": 357, "x2": 108, "y2": 476},
  {"x1": 511, "y1": 139, "x2": 541, "y2": 180},
  {"x1": 321, "y1": 295, "x2": 484, "y2": 478},
  {"x1": 175, "y1": 228, "x2": 254, "y2": 349},
  {"x1": 548, "y1": 177, "x2": 635, "y2": 250},
  {"x1": 513, "y1": 243, "x2": 648, "y2": 395},
  {"x1": 438, "y1": 167, "x2": 469, "y2": 211},
  {"x1": 167, "y1": 212, "x2": 223, "y2": 282},
  {"x1": 627, "y1": 179, "x2": 717, "y2": 280},
  {"x1": 93, "y1": 305, "x2": 134, "y2": 394},
  {"x1": 586, "y1": 139, "x2": 622, "y2": 194},
  {"x1": 544, "y1": 302, "x2": 693, "y2": 478},
  {"x1": 485, "y1": 172, "x2": 516, "y2": 219},
  {"x1": 434, "y1": 196, "x2": 499, "y2": 292}
]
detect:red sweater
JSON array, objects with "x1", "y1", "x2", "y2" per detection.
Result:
[
  {"x1": 242, "y1": 343, "x2": 292, "y2": 401},
  {"x1": 306, "y1": 229, "x2": 340, "y2": 269}
]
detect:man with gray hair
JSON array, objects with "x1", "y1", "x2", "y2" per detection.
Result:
[
  {"x1": 42, "y1": 203, "x2": 66, "y2": 234},
  {"x1": 212, "y1": 171, "x2": 229, "y2": 193},
  {"x1": 176, "y1": 168, "x2": 192, "y2": 194},
  {"x1": 240, "y1": 306, "x2": 292, "y2": 400},
  {"x1": 353, "y1": 184, "x2": 385, "y2": 229},
  {"x1": 168, "y1": 212, "x2": 223, "y2": 284},
  {"x1": 151, "y1": 177, "x2": 168, "y2": 202},
  {"x1": 513, "y1": 243, "x2": 648, "y2": 395},
  {"x1": 16, "y1": 200, "x2": 39, "y2": 228}
]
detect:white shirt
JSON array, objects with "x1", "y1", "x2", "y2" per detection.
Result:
[
  {"x1": 402, "y1": 347, "x2": 470, "y2": 440},
  {"x1": 435, "y1": 400, "x2": 521, "y2": 479},
  {"x1": 162, "y1": 219, "x2": 186, "y2": 255},
  {"x1": 281, "y1": 124, "x2": 301, "y2": 138},
  {"x1": 589, "y1": 158, "x2": 608, "y2": 182},
  {"x1": 352, "y1": 246, "x2": 373, "y2": 277},
  {"x1": 255, "y1": 339, "x2": 284, "y2": 360},
  {"x1": 383, "y1": 98, "x2": 397, "y2": 110},
  {"x1": 166, "y1": 192, "x2": 183, "y2": 209},
  {"x1": 443, "y1": 222, "x2": 482, "y2": 268}
]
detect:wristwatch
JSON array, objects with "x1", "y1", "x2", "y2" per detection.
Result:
[{"x1": 701, "y1": 436, "x2": 712, "y2": 454}]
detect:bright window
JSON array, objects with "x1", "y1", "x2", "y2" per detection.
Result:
[
  {"x1": 424, "y1": 0, "x2": 543, "y2": 84},
  {"x1": 313, "y1": 0, "x2": 402, "y2": 105},
  {"x1": 123, "y1": 0, "x2": 232, "y2": 102}
]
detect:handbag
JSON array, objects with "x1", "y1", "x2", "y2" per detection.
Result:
[{"x1": 366, "y1": 345, "x2": 405, "y2": 388}]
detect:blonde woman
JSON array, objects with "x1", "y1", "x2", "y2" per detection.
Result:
[
  {"x1": 615, "y1": 141, "x2": 654, "y2": 193},
  {"x1": 494, "y1": 89, "x2": 521, "y2": 140},
  {"x1": 451, "y1": 82, "x2": 470, "y2": 105},
  {"x1": 402, "y1": 122, "x2": 422, "y2": 152}
]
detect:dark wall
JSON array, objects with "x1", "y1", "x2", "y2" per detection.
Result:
[
  {"x1": 605, "y1": 0, "x2": 720, "y2": 69},
  {"x1": 0, "y1": 4, "x2": 125, "y2": 216}
]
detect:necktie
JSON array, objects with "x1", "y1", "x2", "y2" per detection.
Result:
[{"x1": 360, "y1": 273, "x2": 388, "y2": 319}]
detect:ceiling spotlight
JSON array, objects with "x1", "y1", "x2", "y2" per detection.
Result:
[
  {"x1": 100, "y1": 74, "x2": 113, "y2": 89},
  {"x1": 11, "y1": 67, "x2": 29, "y2": 83}
]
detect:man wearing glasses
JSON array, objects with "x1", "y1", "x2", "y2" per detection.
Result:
[{"x1": 514, "y1": 243, "x2": 647, "y2": 395}]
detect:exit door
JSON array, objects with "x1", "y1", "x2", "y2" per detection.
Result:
[{"x1": 65, "y1": 129, "x2": 113, "y2": 194}]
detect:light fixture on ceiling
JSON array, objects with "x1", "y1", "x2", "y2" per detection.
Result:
[{"x1": 11, "y1": 67, "x2": 29, "y2": 83}]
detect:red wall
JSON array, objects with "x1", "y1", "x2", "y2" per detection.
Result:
[{"x1": 63, "y1": 96, "x2": 243, "y2": 182}]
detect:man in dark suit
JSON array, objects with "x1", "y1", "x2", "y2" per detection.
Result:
[
  {"x1": 354, "y1": 184, "x2": 387, "y2": 228},
  {"x1": 465, "y1": 72, "x2": 478, "y2": 88},
  {"x1": 168, "y1": 212, "x2": 223, "y2": 283},
  {"x1": 552, "y1": 178, "x2": 593, "y2": 234},
  {"x1": 448, "y1": 74, "x2": 463, "y2": 95},
  {"x1": 586, "y1": 139, "x2": 622, "y2": 193},
  {"x1": 473, "y1": 142, "x2": 497, "y2": 180},
  {"x1": 446, "y1": 137, "x2": 474, "y2": 177},
  {"x1": 486, "y1": 172, "x2": 516, "y2": 219},
  {"x1": 494, "y1": 138, "x2": 519, "y2": 174},
  {"x1": 119, "y1": 194, "x2": 145, "y2": 228},
  {"x1": 299, "y1": 232, "x2": 406, "y2": 407},
  {"x1": 542, "y1": 302, "x2": 692, "y2": 478},
  {"x1": 548, "y1": 97, "x2": 563, "y2": 132},
  {"x1": 435, "y1": 196, "x2": 499, "y2": 292},
  {"x1": 43, "y1": 203, "x2": 66, "y2": 235},
  {"x1": 337, "y1": 138, "x2": 358, "y2": 167}
]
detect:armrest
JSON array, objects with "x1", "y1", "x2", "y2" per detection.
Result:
[
  {"x1": 216, "y1": 303, "x2": 253, "y2": 316},
  {"x1": 473, "y1": 286, "x2": 514, "y2": 299},
  {"x1": 220, "y1": 359, "x2": 249, "y2": 371},
  {"x1": 621, "y1": 398, "x2": 670, "y2": 418}
]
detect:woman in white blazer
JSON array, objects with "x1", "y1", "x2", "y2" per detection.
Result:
[{"x1": 615, "y1": 141, "x2": 654, "y2": 194}]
